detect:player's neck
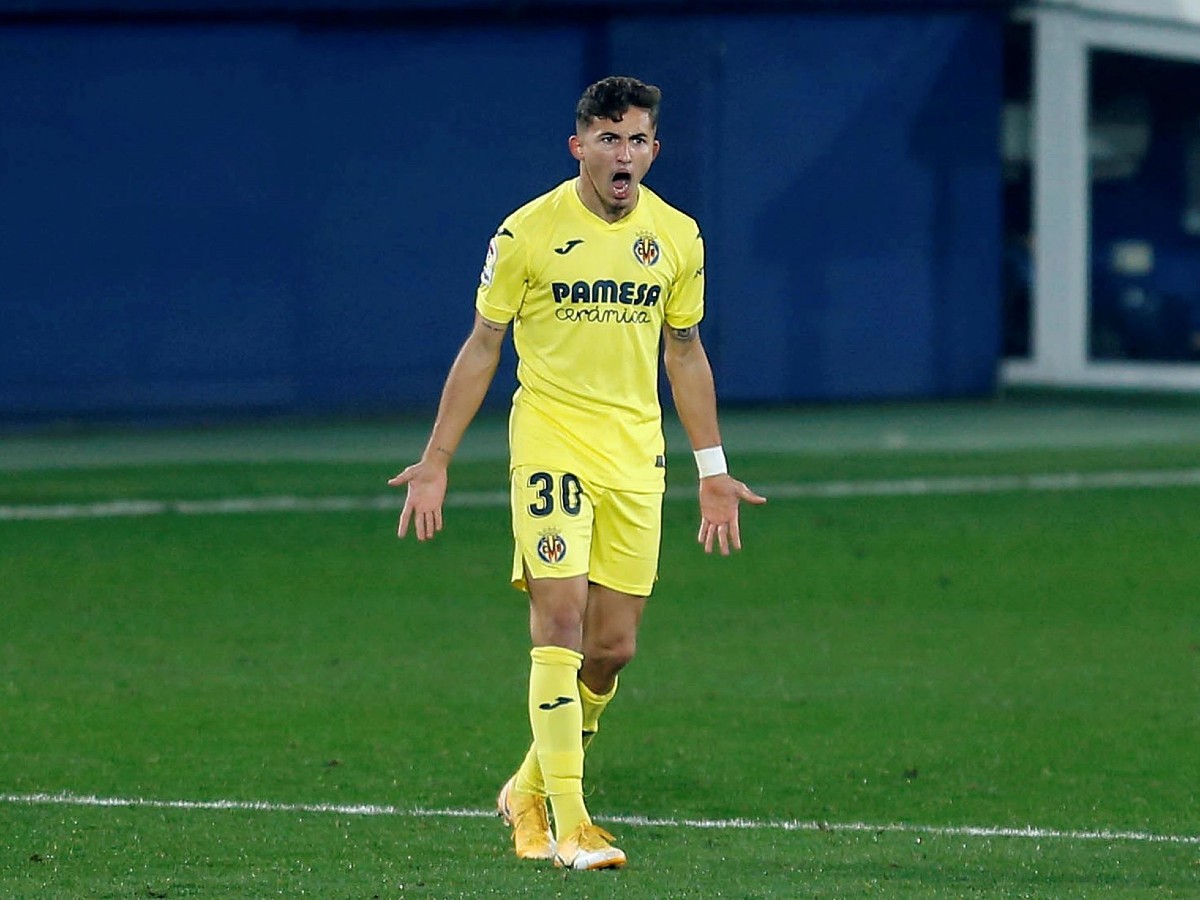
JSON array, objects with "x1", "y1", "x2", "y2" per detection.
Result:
[{"x1": 573, "y1": 177, "x2": 639, "y2": 224}]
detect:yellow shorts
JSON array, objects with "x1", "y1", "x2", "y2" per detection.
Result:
[{"x1": 509, "y1": 464, "x2": 662, "y2": 597}]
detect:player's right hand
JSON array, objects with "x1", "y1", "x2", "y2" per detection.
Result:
[{"x1": 388, "y1": 462, "x2": 449, "y2": 541}]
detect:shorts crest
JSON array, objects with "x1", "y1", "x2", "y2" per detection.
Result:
[{"x1": 536, "y1": 528, "x2": 568, "y2": 565}]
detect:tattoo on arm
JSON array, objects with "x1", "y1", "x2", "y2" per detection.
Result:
[
  {"x1": 671, "y1": 325, "x2": 698, "y2": 342},
  {"x1": 479, "y1": 319, "x2": 505, "y2": 333}
]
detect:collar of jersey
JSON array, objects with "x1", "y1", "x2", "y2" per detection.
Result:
[{"x1": 568, "y1": 177, "x2": 647, "y2": 229}]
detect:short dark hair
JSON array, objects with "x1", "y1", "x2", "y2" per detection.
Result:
[{"x1": 575, "y1": 76, "x2": 662, "y2": 130}]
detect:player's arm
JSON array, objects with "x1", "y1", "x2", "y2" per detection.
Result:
[
  {"x1": 662, "y1": 323, "x2": 766, "y2": 555},
  {"x1": 388, "y1": 312, "x2": 508, "y2": 541}
]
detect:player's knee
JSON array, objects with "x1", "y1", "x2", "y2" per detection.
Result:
[
  {"x1": 585, "y1": 633, "x2": 637, "y2": 677},
  {"x1": 531, "y1": 607, "x2": 584, "y2": 649}
]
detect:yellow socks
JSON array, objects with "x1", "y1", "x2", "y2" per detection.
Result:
[
  {"x1": 513, "y1": 743, "x2": 545, "y2": 796},
  {"x1": 514, "y1": 674, "x2": 619, "y2": 793},
  {"x1": 527, "y1": 646, "x2": 589, "y2": 837},
  {"x1": 580, "y1": 675, "x2": 618, "y2": 751}
]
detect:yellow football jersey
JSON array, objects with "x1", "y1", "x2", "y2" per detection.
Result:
[{"x1": 476, "y1": 178, "x2": 705, "y2": 492}]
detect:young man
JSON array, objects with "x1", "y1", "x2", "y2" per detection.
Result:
[{"x1": 389, "y1": 76, "x2": 764, "y2": 871}]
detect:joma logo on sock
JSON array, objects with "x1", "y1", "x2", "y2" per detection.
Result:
[{"x1": 538, "y1": 696, "x2": 575, "y2": 711}]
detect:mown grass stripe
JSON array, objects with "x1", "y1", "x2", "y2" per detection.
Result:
[
  {"x1": 4, "y1": 792, "x2": 1197, "y2": 846},
  {"x1": 4, "y1": 468, "x2": 1200, "y2": 521}
]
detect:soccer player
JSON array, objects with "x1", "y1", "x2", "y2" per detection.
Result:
[{"x1": 389, "y1": 75, "x2": 765, "y2": 871}]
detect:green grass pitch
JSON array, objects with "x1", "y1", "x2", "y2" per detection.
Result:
[{"x1": 2, "y1": 403, "x2": 1198, "y2": 897}]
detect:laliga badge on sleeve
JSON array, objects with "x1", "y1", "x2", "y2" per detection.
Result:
[{"x1": 479, "y1": 236, "x2": 498, "y2": 287}]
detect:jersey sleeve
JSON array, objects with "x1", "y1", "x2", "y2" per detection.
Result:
[
  {"x1": 664, "y1": 230, "x2": 705, "y2": 329},
  {"x1": 475, "y1": 222, "x2": 527, "y2": 324}
]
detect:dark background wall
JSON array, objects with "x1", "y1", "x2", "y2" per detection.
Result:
[{"x1": 0, "y1": 1, "x2": 1006, "y2": 421}]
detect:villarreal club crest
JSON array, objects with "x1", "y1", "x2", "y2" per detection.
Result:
[
  {"x1": 536, "y1": 527, "x2": 568, "y2": 565},
  {"x1": 632, "y1": 231, "x2": 660, "y2": 267}
]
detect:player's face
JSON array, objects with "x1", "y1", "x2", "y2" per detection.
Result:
[{"x1": 569, "y1": 107, "x2": 660, "y2": 222}]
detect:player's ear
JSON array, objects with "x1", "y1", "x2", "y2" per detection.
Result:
[
  {"x1": 569, "y1": 134, "x2": 584, "y2": 160},
  {"x1": 652, "y1": 139, "x2": 661, "y2": 161}
]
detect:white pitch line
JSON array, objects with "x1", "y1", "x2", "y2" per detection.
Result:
[
  {"x1": 759, "y1": 468, "x2": 1200, "y2": 499},
  {"x1": 0, "y1": 491, "x2": 506, "y2": 521},
  {"x1": 4, "y1": 791, "x2": 1198, "y2": 847},
  {"x1": 4, "y1": 468, "x2": 1200, "y2": 522},
  {"x1": 605, "y1": 813, "x2": 1200, "y2": 846}
]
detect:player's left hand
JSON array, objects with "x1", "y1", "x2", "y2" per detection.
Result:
[{"x1": 697, "y1": 474, "x2": 766, "y2": 556}]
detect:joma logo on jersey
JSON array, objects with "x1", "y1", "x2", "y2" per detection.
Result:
[{"x1": 551, "y1": 280, "x2": 662, "y2": 307}]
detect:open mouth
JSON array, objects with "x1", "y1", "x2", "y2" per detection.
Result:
[{"x1": 612, "y1": 171, "x2": 633, "y2": 199}]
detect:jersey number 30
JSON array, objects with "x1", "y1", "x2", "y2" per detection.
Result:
[{"x1": 528, "y1": 472, "x2": 583, "y2": 517}]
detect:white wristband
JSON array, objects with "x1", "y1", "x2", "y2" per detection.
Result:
[{"x1": 693, "y1": 445, "x2": 728, "y2": 479}]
